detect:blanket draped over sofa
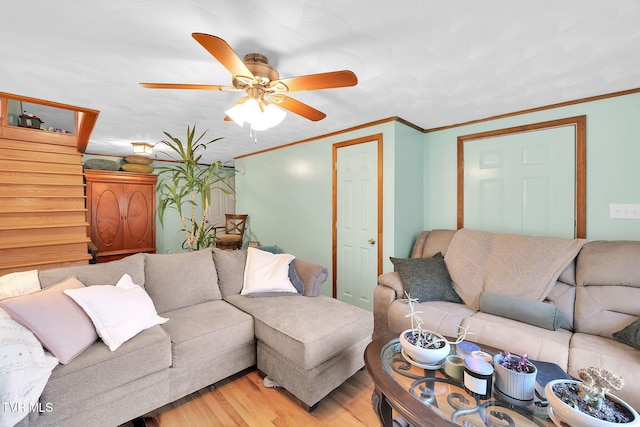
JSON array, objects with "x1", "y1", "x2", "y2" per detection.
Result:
[{"x1": 445, "y1": 228, "x2": 586, "y2": 309}]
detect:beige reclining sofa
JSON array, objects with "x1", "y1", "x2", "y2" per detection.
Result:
[{"x1": 374, "y1": 229, "x2": 640, "y2": 410}]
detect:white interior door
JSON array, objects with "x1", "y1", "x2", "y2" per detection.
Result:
[
  {"x1": 336, "y1": 141, "x2": 378, "y2": 311},
  {"x1": 207, "y1": 176, "x2": 236, "y2": 228},
  {"x1": 464, "y1": 126, "x2": 576, "y2": 238}
]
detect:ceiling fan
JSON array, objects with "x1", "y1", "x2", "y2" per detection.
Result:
[{"x1": 140, "y1": 33, "x2": 358, "y2": 131}]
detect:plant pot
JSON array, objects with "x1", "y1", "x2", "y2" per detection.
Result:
[
  {"x1": 399, "y1": 329, "x2": 451, "y2": 365},
  {"x1": 493, "y1": 353, "x2": 537, "y2": 404},
  {"x1": 545, "y1": 379, "x2": 640, "y2": 427}
]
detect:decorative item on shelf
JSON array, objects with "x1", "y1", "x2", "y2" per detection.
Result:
[
  {"x1": 545, "y1": 367, "x2": 639, "y2": 427},
  {"x1": 398, "y1": 292, "x2": 471, "y2": 367},
  {"x1": 83, "y1": 158, "x2": 121, "y2": 171},
  {"x1": 121, "y1": 155, "x2": 154, "y2": 174},
  {"x1": 17, "y1": 112, "x2": 44, "y2": 129},
  {"x1": 493, "y1": 351, "x2": 538, "y2": 406}
]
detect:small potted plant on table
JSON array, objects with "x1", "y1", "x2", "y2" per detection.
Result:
[
  {"x1": 493, "y1": 351, "x2": 538, "y2": 405},
  {"x1": 399, "y1": 293, "x2": 469, "y2": 367},
  {"x1": 545, "y1": 366, "x2": 639, "y2": 426}
]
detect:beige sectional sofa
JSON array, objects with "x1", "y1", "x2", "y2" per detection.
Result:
[
  {"x1": 373, "y1": 229, "x2": 640, "y2": 410},
  {"x1": 6, "y1": 247, "x2": 372, "y2": 427}
]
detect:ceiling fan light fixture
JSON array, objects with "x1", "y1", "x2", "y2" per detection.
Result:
[
  {"x1": 251, "y1": 103, "x2": 287, "y2": 131},
  {"x1": 226, "y1": 99, "x2": 286, "y2": 131}
]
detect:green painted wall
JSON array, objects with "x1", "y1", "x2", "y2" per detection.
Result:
[
  {"x1": 424, "y1": 91, "x2": 640, "y2": 240},
  {"x1": 235, "y1": 120, "x2": 425, "y2": 296}
]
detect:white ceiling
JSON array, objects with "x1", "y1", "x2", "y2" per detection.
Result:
[{"x1": 3, "y1": 0, "x2": 640, "y2": 165}]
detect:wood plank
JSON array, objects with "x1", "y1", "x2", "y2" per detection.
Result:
[
  {"x1": 0, "y1": 170, "x2": 84, "y2": 185},
  {"x1": 0, "y1": 138, "x2": 81, "y2": 154},
  {"x1": 0, "y1": 184, "x2": 85, "y2": 198},
  {"x1": 1, "y1": 126, "x2": 78, "y2": 147},
  {"x1": 0, "y1": 242, "x2": 91, "y2": 269},
  {"x1": 0, "y1": 160, "x2": 82, "y2": 174},
  {"x1": 122, "y1": 369, "x2": 379, "y2": 427},
  {"x1": 0, "y1": 257, "x2": 90, "y2": 277},
  {"x1": 0, "y1": 147, "x2": 81, "y2": 164},
  {"x1": 0, "y1": 211, "x2": 87, "y2": 229},
  {"x1": 0, "y1": 226, "x2": 88, "y2": 248},
  {"x1": 0, "y1": 197, "x2": 86, "y2": 211}
]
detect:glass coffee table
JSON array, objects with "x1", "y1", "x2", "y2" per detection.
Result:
[{"x1": 365, "y1": 335, "x2": 555, "y2": 427}]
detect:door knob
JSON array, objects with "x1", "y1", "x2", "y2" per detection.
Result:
[{"x1": 368, "y1": 238, "x2": 376, "y2": 245}]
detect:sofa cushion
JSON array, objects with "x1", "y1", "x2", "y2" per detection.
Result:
[
  {"x1": 159, "y1": 300, "x2": 254, "y2": 368},
  {"x1": 391, "y1": 254, "x2": 461, "y2": 303},
  {"x1": 478, "y1": 292, "x2": 562, "y2": 331},
  {"x1": 225, "y1": 294, "x2": 372, "y2": 370},
  {"x1": 0, "y1": 276, "x2": 98, "y2": 364},
  {"x1": 212, "y1": 248, "x2": 247, "y2": 297},
  {"x1": 63, "y1": 274, "x2": 168, "y2": 351},
  {"x1": 144, "y1": 249, "x2": 221, "y2": 314},
  {"x1": 38, "y1": 253, "x2": 146, "y2": 289},
  {"x1": 411, "y1": 230, "x2": 457, "y2": 258},
  {"x1": 576, "y1": 240, "x2": 640, "y2": 288},
  {"x1": 461, "y1": 311, "x2": 572, "y2": 370},
  {"x1": 387, "y1": 299, "x2": 476, "y2": 339},
  {"x1": 574, "y1": 286, "x2": 640, "y2": 337},
  {"x1": 41, "y1": 325, "x2": 171, "y2": 409},
  {"x1": 569, "y1": 333, "x2": 640, "y2": 411}
]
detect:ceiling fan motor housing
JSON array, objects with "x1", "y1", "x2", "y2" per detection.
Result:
[{"x1": 243, "y1": 53, "x2": 279, "y2": 86}]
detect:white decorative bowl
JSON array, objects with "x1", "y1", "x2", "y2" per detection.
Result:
[
  {"x1": 545, "y1": 379, "x2": 640, "y2": 427},
  {"x1": 399, "y1": 329, "x2": 451, "y2": 365}
]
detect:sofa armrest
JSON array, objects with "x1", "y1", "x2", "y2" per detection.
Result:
[
  {"x1": 377, "y1": 272, "x2": 404, "y2": 299},
  {"x1": 295, "y1": 259, "x2": 328, "y2": 297}
]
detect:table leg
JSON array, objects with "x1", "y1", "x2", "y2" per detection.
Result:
[{"x1": 372, "y1": 385, "x2": 394, "y2": 427}]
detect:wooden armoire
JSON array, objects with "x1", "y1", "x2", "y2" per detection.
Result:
[{"x1": 84, "y1": 170, "x2": 157, "y2": 263}]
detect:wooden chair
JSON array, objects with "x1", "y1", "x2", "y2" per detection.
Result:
[{"x1": 214, "y1": 214, "x2": 248, "y2": 250}]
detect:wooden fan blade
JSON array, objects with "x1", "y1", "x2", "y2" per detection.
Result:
[
  {"x1": 140, "y1": 83, "x2": 236, "y2": 91},
  {"x1": 192, "y1": 33, "x2": 254, "y2": 80},
  {"x1": 273, "y1": 70, "x2": 357, "y2": 93},
  {"x1": 277, "y1": 96, "x2": 326, "y2": 121}
]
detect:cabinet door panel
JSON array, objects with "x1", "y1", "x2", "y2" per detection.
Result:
[
  {"x1": 92, "y1": 183, "x2": 124, "y2": 252},
  {"x1": 124, "y1": 184, "x2": 154, "y2": 249}
]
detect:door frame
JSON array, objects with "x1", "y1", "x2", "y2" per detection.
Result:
[
  {"x1": 332, "y1": 134, "x2": 384, "y2": 298},
  {"x1": 457, "y1": 116, "x2": 587, "y2": 238}
]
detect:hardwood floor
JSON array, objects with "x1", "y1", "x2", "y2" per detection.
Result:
[{"x1": 122, "y1": 368, "x2": 381, "y2": 427}]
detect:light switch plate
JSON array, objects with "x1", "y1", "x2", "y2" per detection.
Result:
[{"x1": 610, "y1": 204, "x2": 640, "y2": 219}]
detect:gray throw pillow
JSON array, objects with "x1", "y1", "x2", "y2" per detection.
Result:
[
  {"x1": 613, "y1": 318, "x2": 640, "y2": 350},
  {"x1": 390, "y1": 254, "x2": 461, "y2": 303},
  {"x1": 478, "y1": 292, "x2": 562, "y2": 331}
]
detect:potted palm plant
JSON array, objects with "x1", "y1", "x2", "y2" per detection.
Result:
[
  {"x1": 155, "y1": 125, "x2": 235, "y2": 251},
  {"x1": 545, "y1": 366, "x2": 639, "y2": 426},
  {"x1": 493, "y1": 351, "x2": 538, "y2": 405}
]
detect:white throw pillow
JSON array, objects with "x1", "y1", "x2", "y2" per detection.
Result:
[
  {"x1": 0, "y1": 269, "x2": 40, "y2": 300},
  {"x1": 241, "y1": 247, "x2": 297, "y2": 296},
  {"x1": 64, "y1": 274, "x2": 168, "y2": 351}
]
